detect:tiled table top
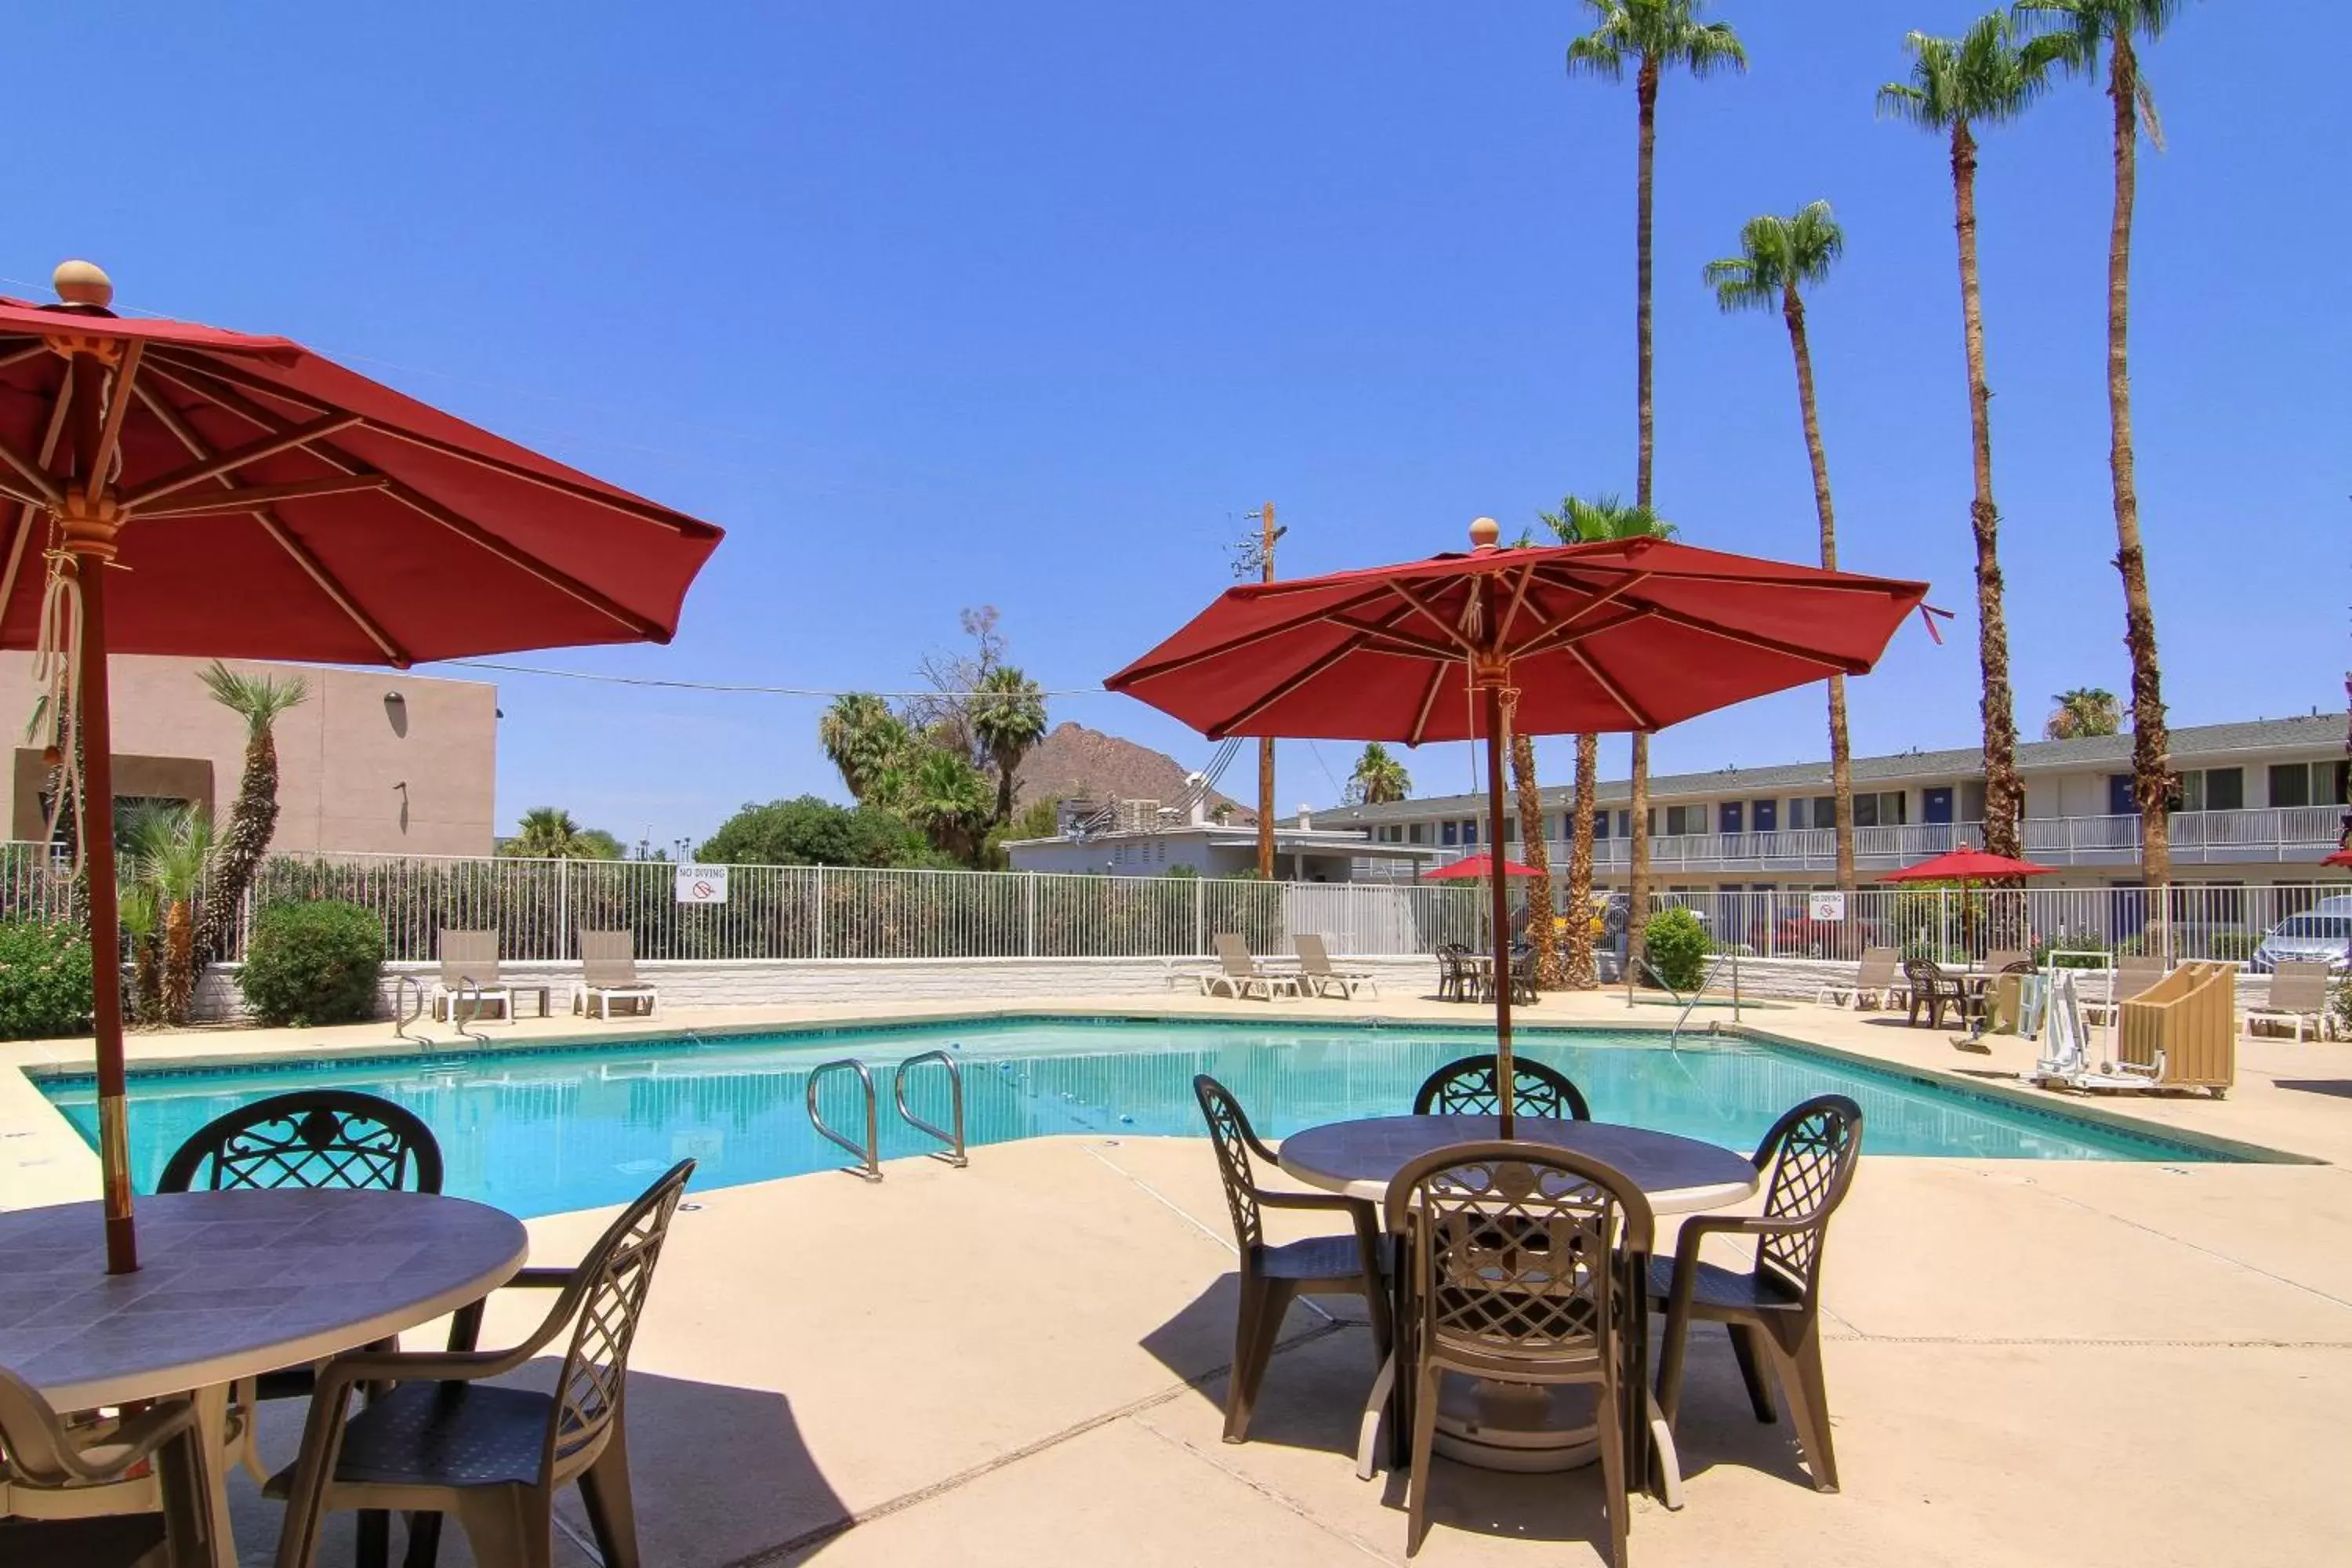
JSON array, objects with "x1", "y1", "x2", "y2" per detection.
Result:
[
  {"x1": 0, "y1": 1189, "x2": 528, "y2": 1408},
  {"x1": 1279, "y1": 1114, "x2": 1760, "y2": 1213}
]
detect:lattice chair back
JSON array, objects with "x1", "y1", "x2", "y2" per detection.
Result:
[
  {"x1": 543, "y1": 1158, "x2": 695, "y2": 1478},
  {"x1": 1412, "y1": 1054, "x2": 1592, "y2": 1121},
  {"x1": 156, "y1": 1090, "x2": 444, "y2": 1194},
  {"x1": 1384, "y1": 1143, "x2": 1651, "y2": 1366},
  {"x1": 1751, "y1": 1094, "x2": 1864, "y2": 1297},
  {"x1": 1192, "y1": 1074, "x2": 1272, "y2": 1254}
]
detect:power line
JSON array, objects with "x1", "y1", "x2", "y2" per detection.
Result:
[{"x1": 441, "y1": 657, "x2": 1113, "y2": 702}]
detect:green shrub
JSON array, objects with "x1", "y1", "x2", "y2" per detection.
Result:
[
  {"x1": 1642, "y1": 908, "x2": 1711, "y2": 993},
  {"x1": 0, "y1": 919, "x2": 93, "y2": 1040},
  {"x1": 238, "y1": 901, "x2": 384, "y2": 1026}
]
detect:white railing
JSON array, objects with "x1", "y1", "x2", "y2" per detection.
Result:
[{"x1": 1, "y1": 844, "x2": 1488, "y2": 966}]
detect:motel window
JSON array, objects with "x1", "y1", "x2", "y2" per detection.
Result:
[
  {"x1": 2269, "y1": 764, "x2": 2310, "y2": 809},
  {"x1": 2178, "y1": 768, "x2": 2244, "y2": 815},
  {"x1": 1501, "y1": 817, "x2": 1518, "y2": 842},
  {"x1": 1407, "y1": 823, "x2": 1425, "y2": 844},
  {"x1": 1661, "y1": 804, "x2": 1698, "y2": 836},
  {"x1": 1617, "y1": 810, "x2": 1633, "y2": 838},
  {"x1": 1788, "y1": 795, "x2": 1839, "y2": 832},
  {"x1": 1961, "y1": 780, "x2": 1987, "y2": 822},
  {"x1": 1593, "y1": 811, "x2": 1610, "y2": 840},
  {"x1": 1849, "y1": 791, "x2": 1907, "y2": 829}
]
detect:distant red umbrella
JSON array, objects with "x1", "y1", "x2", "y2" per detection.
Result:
[
  {"x1": 1880, "y1": 848, "x2": 2056, "y2": 883},
  {"x1": 2323, "y1": 848, "x2": 2352, "y2": 869},
  {"x1": 1422, "y1": 852, "x2": 1542, "y2": 881},
  {"x1": 1111, "y1": 519, "x2": 1929, "y2": 1132},
  {"x1": 0, "y1": 262, "x2": 722, "y2": 1272}
]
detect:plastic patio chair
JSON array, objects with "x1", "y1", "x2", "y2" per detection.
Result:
[
  {"x1": 430, "y1": 930, "x2": 513, "y2": 1025},
  {"x1": 0, "y1": 1364, "x2": 221, "y2": 1567},
  {"x1": 1191, "y1": 1076, "x2": 1390, "y2": 1443},
  {"x1": 1413, "y1": 1054, "x2": 1592, "y2": 1121},
  {"x1": 1374, "y1": 1142, "x2": 1652, "y2": 1565},
  {"x1": 1900, "y1": 959, "x2": 1972, "y2": 1029},
  {"x1": 575, "y1": 929, "x2": 659, "y2": 1019},
  {"x1": 1650, "y1": 1094, "x2": 1864, "y2": 1494},
  {"x1": 267, "y1": 1160, "x2": 696, "y2": 1568}
]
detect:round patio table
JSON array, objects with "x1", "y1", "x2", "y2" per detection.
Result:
[
  {"x1": 0, "y1": 1189, "x2": 528, "y2": 1568},
  {"x1": 1279, "y1": 1114, "x2": 1759, "y2": 1486}
]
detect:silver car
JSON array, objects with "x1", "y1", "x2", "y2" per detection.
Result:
[{"x1": 2249, "y1": 895, "x2": 2352, "y2": 974}]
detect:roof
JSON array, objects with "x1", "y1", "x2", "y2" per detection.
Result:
[
  {"x1": 1000, "y1": 826, "x2": 1441, "y2": 859},
  {"x1": 1311, "y1": 713, "x2": 2347, "y2": 824}
]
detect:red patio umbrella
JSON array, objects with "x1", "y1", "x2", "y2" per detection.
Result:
[
  {"x1": 1421, "y1": 852, "x2": 1541, "y2": 881},
  {"x1": 1109, "y1": 519, "x2": 1929, "y2": 1133},
  {"x1": 2324, "y1": 848, "x2": 2352, "y2": 869},
  {"x1": 0, "y1": 262, "x2": 722, "y2": 1272},
  {"x1": 1879, "y1": 848, "x2": 2056, "y2": 884}
]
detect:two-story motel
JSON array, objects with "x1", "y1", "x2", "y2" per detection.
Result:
[{"x1": 1313, "y1": 713, "x2": 2348, "y2": 891}]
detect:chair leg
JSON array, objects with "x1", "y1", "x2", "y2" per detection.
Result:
[
  {"x1": 1595, "y1": 1377, "x2": 1629, "y2": 1568},
  {"x1": 399, "y1": 1512, "x2": 446, "y2": 1568},
  {"x1": 1653, "y1": 1298, "x2": 1693, "y2": 1427},
  {"x1": 1774, "y1": 1323, "x2": 1839, "y2": 1494},
  {"x1": 356, "y1": 1510, "x2": 391, "y2": 1568},
  {"x1": 1726, "y1": 1322, "x2": 1779, "y2": 1423},
  {"x1": 1404, "y1": 1363, "x2": 1443, "y2": 1559},
  {"x1": 454, "y1": 1488, "x2": 554, "y2": 1568},
  {"x1": 578, "y1": 1424, "x2": 642, "y2": 1568},
  {"x1": 1226, "y1": 1278, "x2": 1295, "y2": 1442}
]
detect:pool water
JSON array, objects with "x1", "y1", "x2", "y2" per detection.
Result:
[{"x1": 38, "y1": 1018, "x2": 2238, "y2": 1218}]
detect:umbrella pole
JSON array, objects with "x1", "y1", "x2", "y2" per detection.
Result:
[{"x1": 1483, "y1": 684, "x2": 1514, "y2": 1139}]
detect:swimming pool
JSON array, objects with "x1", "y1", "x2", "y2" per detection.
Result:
[{"x1": 37, "y1": 1018, "x2": 2243, "y2": 1217}]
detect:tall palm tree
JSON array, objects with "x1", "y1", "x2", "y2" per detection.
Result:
[
  {"x1": 898, "y1": 750, "x2": 995, "y2": 866},
  {"x1": 1349, "y1": 742, "x2": 1413, "y2": 806},
  {"x1": 1566, "y1": 0, "x2": 1746, "y2": 967},
  {"x1": 1537, "y1": 494, "x2": 1678, "y2": 988},
  {"x1": 1703, "y1": 201, "x2": 1860, "y2": 891},
  {"x1": 971, "y1": 665, "x2": 1049, "y2": 829},
  {"x1": 1878, "y1": 13, "x2": 2047, "y2": 875},
  {"x1": 2017, "y1": 0, "x2": 2184, "y2": 886},
  {"x1": 191, "y1": 660, "x2": 307, "y2": 969},
  {"x1": 818, "y1": 693, "x2": 913, "y2": 804},
  {"x1": 2045, "y1": 686, "x2": 2123, "y2": 739}
]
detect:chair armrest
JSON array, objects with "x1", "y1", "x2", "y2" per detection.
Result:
[
  {"x1": 1656, "y1": 1211, "x2": 1814, "y2": 1310},
  {"x1": 1256, "y1": 1187, "x2": 1374, "y2": 1215},
  {"x1": 60, "y1": 1397, "x2": 200, "y2": 1483},
  {"x1": 503, "y1": 1267, "x2": 578, "y2": 1290}
]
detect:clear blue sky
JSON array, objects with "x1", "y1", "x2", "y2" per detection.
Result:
[{"x1": 11, "y1": 2, "x2": 2345, "y2": 845}]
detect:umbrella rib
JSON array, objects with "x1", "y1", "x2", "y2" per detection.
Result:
[
  {"x1": 0, "y1": 376, "x2": 73, "y2": 629},
  {"x1": 0, "y1": 343, "x2": 49, "y2": 373},
  {"x1": 132, "y1": 475, "x2": 391, "y2": 518},
  {"x1": 1537, "y1": 557, "x2": 1915, "y2": 597},
  {"x1": 1321, "y1": 605, "x2": 1461, "y2": 661},
  {"x1": 1494, "y1": 563, "x2": 1539, "y2": 648},
  {"x1": 1635, "y1": 601, "x2": 1875, "y2": 673},
  {"x1": 1109, "y1": 583, "x2": 1399, "y2": 686},
  {"x1": 1203, "y1": 633, "x2": 1369, "y2": 739},
  {"x1": 118, "y1": 413, "x2": 362, "y2": 510},
  {"x1": 146, "y1": 350, "x2": 712, "y2": 537},
  {"x1": 1568, "y1": 644, "x2": 1655, "y2": 730},
  {"x1": 1512, "y1": 603, "x2": 1653, "y2": 661},
  {"x1": 85, "y1": 341, "x2": 143, "y2": 504},
  {"x1": 0, "y1": 428, "x2": 63, "y2": 510},
  {"x1": 132, "y1": 382, "x2": 411, "y2": 666},
  {"x1": 1382, "y1": 579, "x2": 1477, "y2": 654},
  {"x1": 1406, "y1": 660, "x2": 1451, "y2": 747}
]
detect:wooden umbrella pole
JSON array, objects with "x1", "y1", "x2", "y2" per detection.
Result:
[{"x1": 1484, "y1": 681, "x2": 1515, "y2": 1141}]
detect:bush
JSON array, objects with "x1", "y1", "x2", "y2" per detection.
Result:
[
  {"x1": 238, "y1": 901, "x2": 384, "y2": 1026},
  {"x1": 0, "y1": 919, "x2": 93, "y2": 1040},
  {"x1": 1642, "y1": 908, "x2": 1711, "y2": 993}
]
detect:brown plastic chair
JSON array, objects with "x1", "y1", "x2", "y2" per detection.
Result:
[
  {"x1": 1192, "y1": 1076, "x2": 1390, "y2": 1443},
  {"x1": 267, "y1": 1160, "x2": 696, "y2": 1568},
  {"x1": 0, "y1": 1364, "x2": 220, "y2": 1566},
  {"x1": 430, "y1": 930, "x2": 512, "y2": 1024},
  {"x1": 2245, "y1": 959, "x2": 2334, "y2": 1043},
  {"x1": 1382, "y1": 1143, "x2": 1652, "y2": 1565},
  {"x1": 1650, "y1": 1094, "x2": 1864, "y2": 1494},
  {"x1": 1414, "y1": 1054, "x2": 1592, "y2": 1121},
  {"x1": 1901, "y1": 959, "x2": 1971, "y2": 1028}
]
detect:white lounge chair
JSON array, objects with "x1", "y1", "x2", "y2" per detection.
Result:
[
  {"x1": 1817, "y1": 946, "x2": 1905, "y2": 1011},
  {"x1": 430, "y1": 930, "x2": 512, "y2": 1025},
  {"x1": 2244, "y1": 959, "x2": 2336, "y2": 1043},
  {"x1": 1294, "y1": 934, "x2": 1377, "y2": 1000},
  {"x1": 575, "y1": 928, "x2": 659, "y2": 1019},
  {"x1": 1203, "y1": 933, "x2": 1300, "y2": 1001}
]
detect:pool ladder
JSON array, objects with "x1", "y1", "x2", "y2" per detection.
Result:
[{"x1": 807, "y1": 1051, "x2": 969, "y2": 1182}]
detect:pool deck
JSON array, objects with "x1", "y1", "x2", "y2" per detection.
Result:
[{"x1": 7, "y1": 989, "x2": 2352, "y2": 1564}]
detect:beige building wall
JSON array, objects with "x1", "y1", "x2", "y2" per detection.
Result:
[{"x1": 0, "y1": 654, "x2": 496, "y2": 856}]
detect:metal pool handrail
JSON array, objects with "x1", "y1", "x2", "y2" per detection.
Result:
[
  {"x1": 392, "y1": 975, "x2": 426, "y2": 1041},
  {"x1": 452, "y1": 978, "x2": 490, "y2": 1044},
  {"x1": 808, "y1": 1058, "x2": 882, "y2": 1182},
  {"x1": 893, "y1": 1050, "x2": 969, "y2": 1167}
]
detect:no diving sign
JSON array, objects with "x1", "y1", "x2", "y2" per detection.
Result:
[{"x1": 675, "y1": 865, "x2": 730, "y2": 906}]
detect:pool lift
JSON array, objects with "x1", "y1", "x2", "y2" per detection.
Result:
[{"x1": 2029, "y1": 963, "x2": 2161, "y2": 1093}]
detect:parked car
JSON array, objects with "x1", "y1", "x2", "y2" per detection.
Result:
[{"x1": 2248, "y1": 896, "x2": 2352, "y2": 975}]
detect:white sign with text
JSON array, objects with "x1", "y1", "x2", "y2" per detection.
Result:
[
  {"x1": 1807, "y1": 891, "x2": 1847, "y2": 923},
  {"x1": 675, "y1": 865, "x2": 730, "y2": 906}
]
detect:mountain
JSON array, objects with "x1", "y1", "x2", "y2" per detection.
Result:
[{"x1": 1012, "y1": 722, "x2": 1254, "y2": 823}]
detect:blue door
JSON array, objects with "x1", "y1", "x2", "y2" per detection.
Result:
[
  {"x1": 1923, "y1": 787, "x2": 1954, "y2": 825},
  {"x1": 1752, "y1": 799, "x2": 1777, "y2": 833},
  {"x1": 1719, "y1": 801, "x2": 1744, "y2": 835},
  {"x1": 2108, "y1": 773, "x2": 2136, "y2": 816}
]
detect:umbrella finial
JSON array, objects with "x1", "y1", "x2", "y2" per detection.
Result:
[
  {"x1": 1468, "y1": 517, "x2": 1500, "y2": 551},
  {"x1": 53, "y1": 260, "x2": 113, "y2": 309}
]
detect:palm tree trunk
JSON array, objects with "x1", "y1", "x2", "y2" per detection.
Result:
[
  {"x1": 1954, "y1": 118, "x2": 2024, "y2": 872},
  {"x1": 162, "y1": 898, "x2": 194, "y2": 1026},
  {"x1": 1563, "y1": 734, "x2": 1599, "y2": 988},
  {"x1": 1627, "y1": 56, "x2": 1659, "y2": 973},
  {"x1": 1781, "y1": 281, "x2": 1855, "y2": 894},
  {"x1": 2107, "y1": 35, "x2": 2169, "y2": 888},
  {"x1": 1509, "y1": 730, "x2": 1562, "y2": 988},
  {"x1": 195, "y1": 729, "x2": 280, "y2": 969},
  {"x1": 132, "y1": 935, "x2": 162, "y2": 1029}
]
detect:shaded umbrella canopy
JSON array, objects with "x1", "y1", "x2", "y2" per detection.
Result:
[
  {"x1": 1880, "y1": 848, "x2": 2055, "y2": 883},
  {"x1": 1423, "y1": 852, "x2": 1542, "y2": 881},
  {"x1": 2324, "y1": 848, "x2": 2352, "y2": 869},
  {"x1": 1106, "y1": 535, "x2": 1929, "y2": 742},
  {"x1": 0, "y1": 287, "x2": 720, "y2": 663}
]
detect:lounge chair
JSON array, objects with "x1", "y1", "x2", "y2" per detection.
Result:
[
  {"x1": 2079, "y1": 953, "x2": 2169, "y2": 1028},
  {"x1": 1817, "y1": 946, "x2": 1905, "y2": 1011},
  {"x1": 1203, "y1": 933, "x2": 1300, "y2": 1001},
  {"x1": 430, "y1": 929, "x2": 513, "y2": 1025},
  {"x1": 575, "y1": 928, "x2": 659, "y2": 1019},
  {"x1": 1293, "y1": 934, "x2": 1377, "y2": 1000},
  {"x1": 2244, "y1": 959, "x2": 2336, "y2": 1042}
]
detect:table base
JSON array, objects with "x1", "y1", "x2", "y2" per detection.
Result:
[{"x1": 1432, "y1": 1375, "x2": 1601, "y2": 1473}]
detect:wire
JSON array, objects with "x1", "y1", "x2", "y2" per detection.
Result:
[{"x1": 439, "y1": 657, "x2": 1115, "y2": 701}]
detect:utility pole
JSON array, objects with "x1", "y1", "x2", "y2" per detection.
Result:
[{"x1": 1256, "y1": 501, "x2": 1276, "y2": 879}]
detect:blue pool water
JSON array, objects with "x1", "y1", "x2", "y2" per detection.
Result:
[{"x1": 38, "y1": 1018, "x2": 2240, "y2": 1218}]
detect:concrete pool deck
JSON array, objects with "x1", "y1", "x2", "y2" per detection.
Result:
[{"x1": 6, "y1": 989, "x2": 2351, "y2": 1563}]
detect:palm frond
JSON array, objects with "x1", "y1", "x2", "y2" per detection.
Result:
[
  {"x1": 1564, "y1": 33, "x2": 1625, "y2": 80},
  {"x1": 1701, "y1": 254, "x2": 1773, "y2": 314},
  {"x1": 1675, "y1": 19, "x2": 1748, "y2": 77},
  {"x1": 196, "y1": 659, "x2": 308, "y2": 735},
  {"x1": 1874, "y1": 79, "x2": 1939, "y2": 127},
  {"x1": 2134, "y1": 69, "x2": 2165, "y2": 151}
]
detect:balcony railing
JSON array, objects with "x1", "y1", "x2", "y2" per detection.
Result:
[{"x1": 1381, "y1": 805, "x2": 2347, "y2": 879}]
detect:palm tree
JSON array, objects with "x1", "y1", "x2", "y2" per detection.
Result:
[
  {"x1": 1349, "y1": 742, "x2": 1412, "y2": 806},
  {"x1": 118, "y1": 882, "x2": 161, "y2": 1028},
  {"x1": 2017, "y1": 0, "x2": 2183, "y2": 884},
  {"x1": 191, "y1": 660, "x2": 307, "y2": 969},
  {"x1": 502, "y1": 807, "x2": 621, "y2": 860},
  {"x1": 2046, "y1": 687, "x2": 2123, "y2": 739},
  {"x1": 971, "y1": 666, "x2": 1049, "y2": 829},
  {"x1": 1537, "y1": 494, "x2": 1678, "y2": 987},
  {"x1": 1703, "y1": 201, "x2": 1861, "y2": 891},
  {"x1": 1878, "y1": 13, "x2": 2047, "y2": 877},
  {"x1": 129, "y1": 805, "x2": 213, "y2": 1026},
  {"x1": 1566, "y1": 0, "x2": 1744, "y2": 972},
  {"x1": 818, "y1": 693, "x2": 913, "y2": 804},
  {"x1": 899, "y1": 750, "x2": 995, "y2": 866}
]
